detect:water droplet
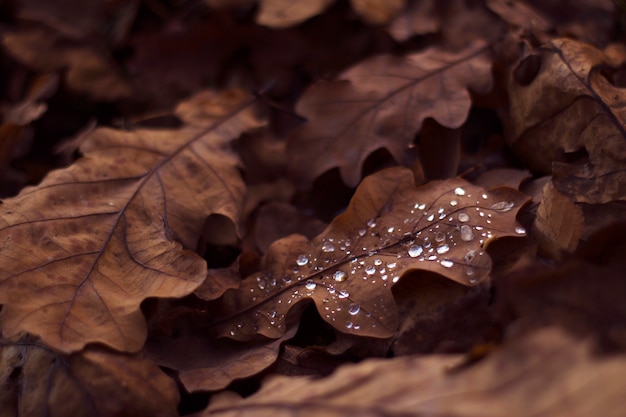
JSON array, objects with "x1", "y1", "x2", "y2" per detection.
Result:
[
  {"x1": 490, "y1": 201, "x2": 515, "y2": 212},
  {"x1": 282, "y1": 274, "x2": 292, "y2": 284},
  {"x1": 515, "y1": 226, "x2": 526, "y2": 234},
  {"x1": 460, "y1": 225, "x2": 474, "y2": 241},
  {"x1": 466, "y1": 267, "x2": 475, "y2": 277},
  {"x1": 296, "y1": 255, "x2": 309, "y2": 266},
  {"x1": 387, "y1": 226, "x2": 395, "y2": 233},
  {"x1": 440, "y1": 259, "x2": 454, "y2": 268},
  {"x1": 468, "y1": 276, "x2": 477, "y2": 284},
  {"x1": 327, "y1": 287, "x2": 336, "y2": 295},
  {"x1": 338, "y1": 290, "x2": 349, "y2": 299},
  {"x1": 435, "y1": 231, "x2": 446, "y2": 242},
  {"x1": 333, "y1": 270, "x2": 347, "y2": 282},
  {"x1": 458, "y1": 212, "x2": 470, "y2": 222},
  {"x1": 348, "y1": 303, "x2": 360, "y2": 315},
  {"x1": 464, "y1": 249, "x2": 476, "y2": 263},
  {"x1": 367, "y1": 218, "x2": 377, "y2": 228},
  {"x1": 305, "y1": 280, "x2": 316, "y2": 290},
  {"x1": 358, "y1": 228, "x2": 366, "y2": 237},
  {"x1": 365, "y1": 265, "x2": 375, "y2": 275},
  {"x1": 230, "y1": 330, "x2": 236, "y2": 336},
  {"x1": 408, "y1": 245, "x2": 423, "y2": 257},
  {"x1": 437, "y1": 244, "x2": 450, "y2": 254},
  {"x1": 257, "y1": 276, "x2": 267, "y2": 290},
  {"x1": 374, "y1": 259, "x2": 382, "y2": 266},
  {"x1": 454, "y1": 187, "x2": 466, "y2": 196},
  {"x1": 427, "y1": 214, "x2": 435, "y2": 221},
  {"x1": 428, "y1": 255, "x2": 437, "y2": 260},
  {"x1": 450, "y1": 200, "x2": 458, "y2": 206},
  {"x1": 386, "y1": 262, "x2": 397, "y2": 269},
  {"x1": 346, "y1": 321, "x2": 353, "y2": 329},
  {"x1": 353, "y1": 324, "x2": 361, "y2": 330},
  {"x1": 321, "y1": 241, "x2": 335, "y2": 252},
  {"x1": 439, "y1": 212, "x2": 446, "y2": 219},
  {"x1": 269, "y1": 310, "x2": 277, "y2": 318},
  {"x1": 392, "y1": 276, "x2": 400, "y2": 283}
]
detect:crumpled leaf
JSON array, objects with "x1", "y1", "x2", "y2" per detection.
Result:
[
  {"x1": 146, "y1": 325, "x2": 298, "y2": 392},
  {"x1": 202, "y1": 328, "x2": 626, "y2": 417},
  {"x1": 211, "y1": 167, "x2": 528, "y2": 341},
  {"x1": 508, "y1": 38, "x2": 626, "y2": 204},
  {"x1": 0, "y1": 340, "x2": 179, "y2": 417},
  {"x1": 0, "y1": 91, "x2": 262, "y2": 353},
  {"x1": 288, "y1": 40, "x2": 492, "y2": 187}
]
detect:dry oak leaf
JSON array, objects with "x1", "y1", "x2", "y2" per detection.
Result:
[
  {"x1": 508, "y1": 38, "x2": 626, "y2": 204},
  {"x1": 202, "y1": 328, "x2": 626, "y2": 417},
  {"x1": 0, "y1": 92, "x2": 262, "y2": 353},
  {"x1": 211, "y1": 167, "x2": 528, "y2": 341},
  {"x1": 0, "y1": 340, "x2": 179, "y2": 417},
  {"x1": 146, "y1": 325, "x2": 298, "y2": 392},
  {"x1": 288, "y1": 40, "x2": 492, "y2": 187}
]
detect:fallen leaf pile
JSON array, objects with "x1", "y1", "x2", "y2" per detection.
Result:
[{"x1": 1, "y1": 0, "x2": 625, "y2": 415}]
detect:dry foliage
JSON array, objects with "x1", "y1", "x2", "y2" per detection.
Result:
[{"x1": 0, "y1": 0, "x2": 625, "y2": 416}]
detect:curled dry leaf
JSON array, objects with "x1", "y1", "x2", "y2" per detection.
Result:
[
  {"x1": 288, "y1": 40, "x2": 492, "y2": 187},
  {"x1": 508, "y1": 38, "x2": 626, "y2": 204},
  {"x1": 203, "y1": 328, "x2": 626, "y2": 417},
  {"x1": 211, "y1": 167, "x2": 528, "y2": 341},
  {"x1": 146, "y1": 325, "x2": 298, "y2": 392},
  {"x1": 0, "y1": 341, "x2": 179, "y2": 417},
  {"x1": 0, "y1": 91, "x2": 263, "y2": 353}
]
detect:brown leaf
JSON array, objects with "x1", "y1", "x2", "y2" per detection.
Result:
[
  {"x1": 202, "y1": 328, "x2": 626, "y2": 417},
  {"x1": 256, "y1": 0, "x2": 335, "y2": 28},
  {"x1": 288, "y1": 40, "x2": 493, "y2": 187},
  {"x1": 0, "y1": 91, "x2": 263, "y2": 353},
  {"x1": 210, "y1": 167, "x2": 528, "y2": 340},
  {"x1": 146, "y1": 325, "x2": 298, "y2": 392},
  {"x1": 0, "y1": 340, "x2": 179, "y2": 417},
  {"x1": 350, "y1": 0, "x2": 405, "y2": 25},
  {"x1": 508, "y1": 38, "x2": 626, "y2": 204},
  {"x1": 2, "y1": 26, "x2": 132, "y2": 101}
]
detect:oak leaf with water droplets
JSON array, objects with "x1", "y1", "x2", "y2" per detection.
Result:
[
  {"x1": 0, "y1": 90, "x2": 263, "y2": 353},
  {"x1": 211, "y1": 167, "x2": 528, "y2": 340}
]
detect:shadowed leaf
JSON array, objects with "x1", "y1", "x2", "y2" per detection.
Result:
[
  {"x1": 201, "y1": 328, "x2": 626, "y2": 417},
  {"x1": 288, "y1": 40, "x2": 492, "y2": 187},
  {"x1": 0, "y1": 340, "x2": 180, "y2": 417},
  {"x1": 0, "y1": 90, "x2": 263, "y2": 353},
  {"x1": 508, "y1": 38, "x2": 626, "y2": 203},
  {"x1": 211, "y1": 167, "x2": 528, "y2": 340}
]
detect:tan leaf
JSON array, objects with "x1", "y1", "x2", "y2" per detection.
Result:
[
  {"x1": 256, "y1": 0, "x2": 335, "y2": 28},
  {"x1": 0, "y1": 91, "x2": 263, "y2": 353},
  {"x1": 532, "y1": 180, "x2": 583, "y2": 259},
  {"x1": 288, "y1": 40, "x2": 492, "y2": 187},
  {"x1": 202, "y1": 328, "x2": 626, "y2": 417},
  {"x1": 0, "y1": 340, "x2": 179, "y2": 417},
  {"x1": 350, "y1": 0, "x2": 405, "y2": 25},
  {"x1": 210, "y1": 167, "x2": 528, "y2": 340},
  {"x1": 508, "y1": 38, "x2": 626, "y2": 203}
]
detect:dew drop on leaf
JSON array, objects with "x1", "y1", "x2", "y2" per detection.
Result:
[
  {"x1": 427, "y1": 214, "x2": 435, "y2": 221},
  {"x1": 458, "y1": 212, "x2": 470, "y2": 222},
  {"x1": 296, "y1": 255, "x2": 309, "y2": 266},
  {"x1": 321, "y1": 241, "x2": 335, "y2": 252},
  {"x1": 454, "y1": 187, "x2": 466, "y2": 196},
  {"x1": 515, "y1": 226, "x2": 526, "y2": 234},
  {"x1": 365, "y1": 265, "x2": 376, "y2": 275},
  {"x1": 305, "y1": 280, "x2": 316, "y2": 290},
  {"x1": 348, "y1": 303, "x2": 360, "y2": 315},
  {"x1": 346, "y1": 321, "x2": 353, "y2": 329},
  {"x1": 374, "y1": 259, "x2": 382, "y2": 266},
  {"x1": 367, "y1": 218, "x2": 377, "y2": 228},
  {"x1": 408, "y1": 245, "x2": 423, "y2": 257},
  {"x1": 450, "y1": 200, "x2": 458, "y2": 206},
  {"x1": 257, "y1": 276, "x2": 267, "y2": 290},
  {"x1": 440, "y1": 259, "x2": 454, "y2": 268},
  {"x1": 333, "y1": 270, "x2": 347, "y2": 282},
  {"x1": 386, "y1": 262, "x2": 396, "y2": 269},
  {"x1": 338, "y1": 290, "x2": 349, "y2": 299},
  {"x1": 281, "y1": 275, "x2": 292, "y2": 284},
  {"x1": 464, "y1": 249, "x2": 476, "y2": 263},
  {"x1": 490, "y1": 201, "x2": 515, "y2": 212},
  {"x1": 435, "y1": 231, "x2": 445, "y2": 242},
  {"x1": 460, "y1": 225, "x2": 474, "y2": 241},
  {"x1": 358, "y1": 227, "x2": 366, "y2": 236},
  {"x1": 436, "y1": 244, "x2": 450, "y2": 254}
]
